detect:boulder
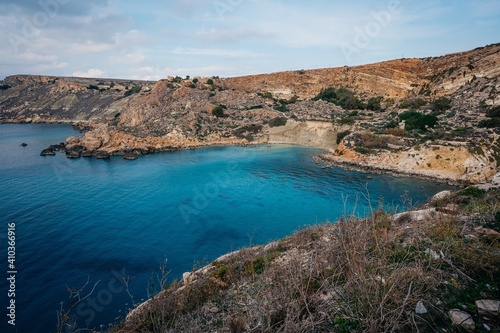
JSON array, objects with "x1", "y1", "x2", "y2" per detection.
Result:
[
  {"x1": 40, "y1": 148, "x2": 55, "y2": 156},
  {"x1": 415, "y1": 301, "x2": 428, "y2": 314},
  {"x1": 20, "y1": 143, "x2": 28, "y2": 147},
  {"x1": 93, "y1": 150, "x2": 110, "y2": 159},
  {"x1": 449, "y1": 309, "x2": 475, "y2": 330},
  {"x1": 432, "y1": 190, "x2": 453, "y2": 201},
  {"x1": 66, "y1": 150, "x2": 81, "y2": 158},
  {"x1": 123, "y1": 152, "x2": 139, "y2": 160},
  {"x1": 476, "y1": 299, "x2": 500, "y2": 318},
  {"x1": 81, "y1": 150, "x2": 93, "y2": 157}
]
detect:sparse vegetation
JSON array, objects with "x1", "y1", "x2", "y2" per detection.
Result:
[
  {"x1": 212, "y1": 104, "x2": 227, "y2": 118},
  {"x1": 110, "y1": 188, "x2": 500, "y2": 333},
  {"x1": 124, "y1": 85, "x2": 142, "y2": 97},
  {"x1": 313, "y1": 86, "x2": 366, "y2": 110},
  {"x1": 399, "y1": 110, "x2": 438, "y2": 131},
  {"x1": 269, "y1": 116, "x2": 288, "y2": 127},
  {"x1": 0, "y1": 84, "x2": 11, "y2": 90}
]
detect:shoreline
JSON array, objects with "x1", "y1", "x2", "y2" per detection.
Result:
[
  {"x1": 313, "y1": 154, "x2": 472, "y2": 187},
  {"x1": 2, "y1": 120, "x2": 493, "y2": 187}
]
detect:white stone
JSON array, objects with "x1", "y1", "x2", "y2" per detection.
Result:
[
  {"x1": 449, "y1": 309, "x2": 475, "y2": 330},
  {"x1": 425, "y1": 248, "x2": 441, "y2": 260},
  {"x1": 476, "y1": 299, "x2": 500, "y2": 317},
  {"x1": 432, "y1": 190, "x2": 453, "y2": 201},
  {"x1": 415, "y1": 301, "x2": 428, "y2": 314}
]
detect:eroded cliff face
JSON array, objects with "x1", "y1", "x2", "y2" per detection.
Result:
[{"x1": 1, "y1": 43, "x2": 499, "y2": 183}]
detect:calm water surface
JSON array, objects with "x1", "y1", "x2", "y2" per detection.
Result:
[{"x1": 0, "y1": 124, "x2": 455, "y2": 332}]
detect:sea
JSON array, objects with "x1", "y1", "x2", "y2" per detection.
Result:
[{"x1": 0, "y1": 124, "x2": 455, "y2": 333}]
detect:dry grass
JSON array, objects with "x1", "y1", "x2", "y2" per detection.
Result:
[{"x1": 110, "y1": 189, "x2": 500, "y2": 333}]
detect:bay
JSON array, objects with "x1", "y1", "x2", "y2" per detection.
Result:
[{"x1": 0, "y1": 124, "x2": 455, "y2": 332}]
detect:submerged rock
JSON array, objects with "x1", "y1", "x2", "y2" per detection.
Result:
[
  {"x1": 20, "y1": 143, "x2": 28, "y2": 147},
  {"x1": 123, "y1": 152, "x2": 140, "y2": 160}
]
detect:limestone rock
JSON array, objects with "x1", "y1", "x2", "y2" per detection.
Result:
[
  {"x1": 40, "y1": 148, "x2": 55, "y2": 156},
  {"x1": 415, "y1": 301, "x2": 427, "y2": 314},
  {"x1": 432, "y1": 190, "x2": 452, "y2": 201},
  {"x1": 449, "y1": 309, "x2": 475, "y2": 330},
  {"x1": 93, "y1": 150, "x2": 110, "y2": 159},
  {"x1": 476, "y1": 299, "x2": 500, "y2": 318}
]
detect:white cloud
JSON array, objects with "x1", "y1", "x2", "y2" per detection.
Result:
[
  {"x1": 72, "y1": 68, "x2": 106, "y2": 78},
  {"x1": 172, "y1": 47, "x2": 265, "y2": 58}
]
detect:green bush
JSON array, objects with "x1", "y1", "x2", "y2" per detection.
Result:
[
  {"x1": 366, "y1": 96, "x2": 383, "y2": 111},
  {"x1": 206, "y1": 78, "x2": 214, "y2": 85},
  {"x1": 313, "y1": 86, "x2": 365, "y2": 110},
  {"x1": 124, "y1": 85, "x2": 142, "y2": 97},
  {"x1": 478, "y1": 118, "x2": 500, "y2": 128},
  {"x1": 399, "y1": 110, "x2": 438, "y2": 131},
  {"x1": 0, "y1": 84, "x2": 11, "y2": 90},
  {"x1": 212, "y1": 105, "x2": 226, "y2": 118},
  {"x1": 460, "y1": 186, "x2": 486, "y2": 198},
  {"x1": 269, "y1": 117, "x2": 288, "y2": 127},
  {"x1": 431, "y1": 96, "x2": 452, "y2": 112},
  {"x1": 87, "y1": 85, "x2": 99, "y2": 90},
  {"x1": 173, "y1": 76, "x2": 183, "y2": 83},
  {"x1": 486, "y1": 106, "x2": 500, "y2": 118}
]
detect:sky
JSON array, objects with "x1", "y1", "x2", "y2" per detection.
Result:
[{"x1": 0, "y1": 0, "x2": 499, "y2": 80}]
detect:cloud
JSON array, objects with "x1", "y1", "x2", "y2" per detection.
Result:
[
  {"x1": 171, "y1": 47, "x2": 265, "y2": 58},
  {"x1": 187, "y1": 27, "x2": 273, "y2": 43},
  {"x1": 72, "y1": 68, "x2": 106, "y2": 78}
]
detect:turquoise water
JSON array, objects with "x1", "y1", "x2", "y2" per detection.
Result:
[{"x1": 0, "y1": 124, "x2": 455, "y2": 332}]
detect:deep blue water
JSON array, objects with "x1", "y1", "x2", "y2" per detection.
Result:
[{"x1": 0, "y1": 124, "x2": 455, "y2": 333}]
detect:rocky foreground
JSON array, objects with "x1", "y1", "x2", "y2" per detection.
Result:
[
  {"x1": 1, "y1": 44, "x2": 500, "y2": 184},
  {"x1": 107, "y1": 187, "x2": 500, "y2": 333}
]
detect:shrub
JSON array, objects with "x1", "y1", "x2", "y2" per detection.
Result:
[
  {"x1": 399, "y1": 110, "x2": 438, "y2": 131},
  {"x1": 336, "y1": 130, "x2": 351, "y2": 144},
  {"x1": 338, "y1": 117, "x2": 355, "y2": 125},
  {"x1": 173, "y1": 76, "x2": 183, "y2": 83},
  {"x1": 269, "y1": 117, "x2": 288, "y2": 127},
  {"x1": 478, "y1": 118, "x2": 500, "y2": 128},
  {"x1": 0, "y1": 84, "x2": 11, "y2": 90},
  {"x1": 366, "y1": 96, "x2": 383, "y2": 111},
  {"x1": 192, "y1": 78, "x2": 198, "y2": 84},
  {"x1": 460, "y1": 186, "x2": 486, "y2": 198},
  {"x1": 431, "y1": 96, "x2": 452, "y2": 112},
  {"x1": 399, "y1": 98, "x2": 426, "y2": 109},
  {"x1": 212, "y1": 105, "x2": 226, "y2": 118},
  {"x1": 124, "y1": 85, "x2": 142, "y2": 97},
  {"x1": 206, "y1": 78, "x2": 214, "y2": 85},
  {"x1": 384, "y1": 127, "x2": 408, "y2": 137},
  {"x1": 486, "y1": 106, "x2": 500, "y2": 118},
  {"x1": 87, "y1": 85, "x2": 99, "y2": 90},
  {"x1": 313, "y1": 86, "x2": 365, "y2": 110}
]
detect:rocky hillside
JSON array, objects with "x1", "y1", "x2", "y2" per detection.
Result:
[
  {"x1": 109, "y1": 187, "x2": 500, "y2": 333},
  {"x1": 1, "y1": 43, "x2": 499, "y2": 183}
]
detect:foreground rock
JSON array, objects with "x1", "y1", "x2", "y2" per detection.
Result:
[
  {"x1": 449, "y1": 309, "x2": 475, "y2": 330},
  {"x1": 476, "y1": 299, "x2": 500, "y2": 318}
]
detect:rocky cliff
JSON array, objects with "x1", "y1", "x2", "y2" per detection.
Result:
[{"x1": 1, "y1": 43, "x2": 499, "y2": 183}]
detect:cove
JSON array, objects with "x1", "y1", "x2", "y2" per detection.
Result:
[{"x1": 0, "y1": 124, "x2": 456, "y2": 333}]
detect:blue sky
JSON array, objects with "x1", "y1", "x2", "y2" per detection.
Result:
[{"x1": 0, "y1": 0, "x2": 499, "y2": 80}]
